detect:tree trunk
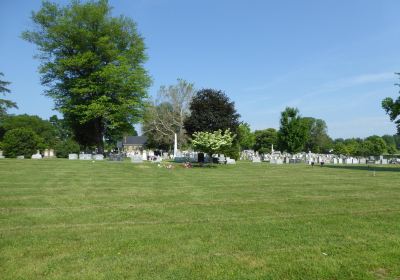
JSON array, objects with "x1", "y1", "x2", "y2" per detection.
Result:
[{"x1": 95, "y1": 118, "x2": 104, "y2": 154}]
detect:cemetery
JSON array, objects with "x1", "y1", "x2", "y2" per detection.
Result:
[{"x1": 1, "y1": 0, "x2": 400, "y2": 279}]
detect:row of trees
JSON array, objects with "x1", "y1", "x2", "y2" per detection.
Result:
[
  {"x1": 1, "y1": 0, "x2": 400, "y2": 159},
  {"x1": 143, "y1": 80, "x2": 400, "y2": 158}
]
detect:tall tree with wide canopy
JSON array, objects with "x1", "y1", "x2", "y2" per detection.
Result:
[
  {"x1": 22, "y1": 0, "x2": 151, "y2": 152},
  {"x1": 302, "y1": 117, "x2": 332, "y2": 153},
  {"x1": 0, "y1": 72, "x2": 17, "y2": 117},
  {"x1": 277, "y1": 107, "x2": 308, "y2": 153},
  {"x1": 184, "y1": 89, "x2": 240, "y2": 136}
]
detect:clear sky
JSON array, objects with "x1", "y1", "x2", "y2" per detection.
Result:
[{"x1": 1, "y1": 0, "x2": 399, "y2": 138}]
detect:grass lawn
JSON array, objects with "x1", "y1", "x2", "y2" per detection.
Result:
[{"x1": 1, "y1": 159, "x2": 400, "y2": 279}]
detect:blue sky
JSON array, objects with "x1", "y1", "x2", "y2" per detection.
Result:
[{"x1": 1, "y1": 0, "x2": 399, "y2": 138}]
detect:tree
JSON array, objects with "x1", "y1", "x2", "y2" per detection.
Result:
[
  {"x1": 253, "y1": 128, "x2": 278, "y2": 154},
  {"x1": 302, "y1": 117, "x2": 332, "y2": 153},
  {"x1": 237, "y1": 123, "x2": 255, "y2": 150},
  {"x1": 22, "y1": 0, "x2": 151, "y2": 152},
  {"x1": 364, "y1": 136, "x2": 388, "y2": 156},
  {"x1": 277, "y1": 107, "x2": 308, "y2": 153},
  {"x1": 142, "y1": 79, "x2": 194, "y2": 149},
  {"x1": 0, "y1": 72, "x2": 17, "y2": 117},
  {"x1": 54, "y1": 138, "x2": 80, "y2": 158},
  {"x1": 381, "y1": 134, "x2": 398, "y2": 154},
  {"x1": 0, "y1": 114, "x2": 57, "y2": 147},
  {"x1": 184, "y1": 89, "x2": 240, "y2": 136},
  {"x1": 2, "y1": 128, "x2": 43, "y2": 158},
  {"x1": 382, "y1": 73, "x2": 400, "y2": 134},
  {"x1": 191, "y1": 129, "x2": 235, "y2": 159},
  {"x1": 49, "y1": 115, "x2": 72, "y2": 140}
]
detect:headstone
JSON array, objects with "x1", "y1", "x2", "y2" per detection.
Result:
[
  {"x1": 359, "y1": 158, "x2": 366, "y2": 164},
  {"x1": 381, "y1": 159, "x2": 388, "y2": 165},
  {"x1": 49, "y1": 149, "x2": 55, "y2": 157},
  {"x1": 131, "y1": 154, "x2": 143, "y2": 163},
  {"x1": 109, "y1": 153, "x2": 123, "y2": 161},
  {"x1": 93, "y1": 154, "x2": 104, "y2": 160},
  {"x1": 17, "y1": 155, "x2": 24, "y2": 159},
  {"x1": 198, "y1": 153, "x2": 205, "y2": 163},
  {"x1": 79, "y1": 153, "x2": 92, "y2": 160},
  {"x1": 252, "y1": 156, "x2": 261, "y2": 163},
  {"x1": 44, "y1": 149, "x2": 50, "y2": 157},
  {"x1": 226, "y1": 157, "x2": 236, "y2": 164},
  {"x1": 31, "y1": 150, "x2": 42, "y2": 159},
  {"x1": 333, "y1": 158, "x2": 338, "y2": 164},
  {"x1": 68, "y1": 153, "x2": 78, "y2": 160},
  {"x1": 142, "y1": 150, "x2": 147, "y2": 161},
  {"x1": 0, "y1": 150, "x2": 4, "y2": 159},
  {"x1": 218, "y1": 155, "x2": 226, "y2": 164}
]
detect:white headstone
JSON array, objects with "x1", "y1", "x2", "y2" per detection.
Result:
[
  {"x1": 68, "y1": 153, "x2": 78, "y2": 160},
  {"x1": 31, "y1": 151, "x2": 42, "y2": 159},
  {"x1": 93, "y1": 154, "x2": 104, "y2": 160},
  {"x1": 142, "y1": 150, "x2": 147, "y2": 161},
  {"x1": 131, "y1": 154, "x2": 143, "y2": 163}
]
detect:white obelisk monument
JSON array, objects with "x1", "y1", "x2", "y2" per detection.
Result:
[{"x1": 173, "y1": 133, "x2": 178, "y2": 158}]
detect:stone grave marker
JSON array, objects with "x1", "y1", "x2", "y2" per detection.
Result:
[
  {"x1": 31, "y1": 150, "x2": 42, "y2": 159},
  {"x1": 68, "y1": 154, "x2": 78, "y2": 160}
]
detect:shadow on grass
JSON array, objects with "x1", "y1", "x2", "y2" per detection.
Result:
[
  {"x1": 191, "y1": 163, "x2": 218, "y2": 168},
  {"x1": 325, "y1": 165, "x2": 400, "y2": 173}
]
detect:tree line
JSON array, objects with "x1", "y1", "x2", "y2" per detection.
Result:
[{"x1": 0, "y1": 0, "x2": 400, "y2": 158}]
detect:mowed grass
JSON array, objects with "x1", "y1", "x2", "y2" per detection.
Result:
[{"x1": 1, "y1": 160, "x2": 400, "y2": 280}]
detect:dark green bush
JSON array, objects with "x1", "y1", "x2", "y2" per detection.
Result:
[
  {"x1": 2, "y1": 128, "x2": 43, "y2": 158},
  {"x1": 55, "y1": 139, "x2": 80, "y2": 158}
]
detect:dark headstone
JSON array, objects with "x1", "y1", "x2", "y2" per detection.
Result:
[{"x1": 198, "y1": 153, "x2": 205, "y2": 163}]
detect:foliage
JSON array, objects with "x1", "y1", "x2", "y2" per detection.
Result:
[
  {"x1": 382, "y1": 134, "x2": 398, "y2": 154},
  {"x1": 382, "y1": 73, "x2": 400, "y2": 134},
  {"x1": 333, "y1": 136, "x2": 390, "y2": 156},
  {"x1": 2, "y1": 128, "x2": 43, "y2": 157},
  {"x1": 253, "y1": 128, "x2": 278, "y2": 154},
  {"x1": 54, "y1": 139, "x2": 80, "y2": 158},
  {"x1": 184, "y1": 89, "x2": 240, "y2": 136},
  {"x1": 0, "y1": 114, "x2": 57, "y2": 147},
  {"x1": 143, "y1": 79, "x2": 194, "y2": 150},
  {"x1": 49, "y1": 115, "x2": 72, "y2": 140},
  {"x1": 277, "y1": 107, "x2": 308, "y2": 153},
  {"x1": 237, "y1": 123, "x2": 255, "y2": 151},
  {"x1": 22, "y1": 0, "x2": 151, "y2": 152},
  {"x1": 302, "y1": 117, "x2": 332, "y2": 153},
  {"x1": 191, "y1": 129, "x2": 235, "y2": 158},
  {"x1": 0, "y1": 72, "x2": 18, "y2": 117},
  {"x1": 363, "y1": 136, "x2": 388, "y2": 156}
]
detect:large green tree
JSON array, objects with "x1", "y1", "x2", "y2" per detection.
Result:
[
  {"x1": 237, "y1": 123, "x2": 255, "y2": 151},
  {"x1": 0, "y1": 72, "x2": 17, "y2": 117},
  {"x1": 277, "y1": 107, "x2": 308, "y2": 153},
  {"x1": 0, "y1": 114, "x2": 57, "y2": 148},
  {"x1": 302, "y1": 117, "x2": 332, "y2": 153},
  {"x1": 184, "y1": 89, "x2": 240, "y2": 136},
  {"x1": 382, "y1": 73, "x2": 400, "y2": 134},
  {"x1": 253, "y1": 128, "x2": 278, "y2": 154},
  {"x1": 22, "y1": 0, "x2": 151, "y2": 152}
]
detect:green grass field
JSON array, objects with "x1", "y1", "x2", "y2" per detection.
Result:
[{"x1": 1, "y1": 159, "x2": 400, "y2": 279}]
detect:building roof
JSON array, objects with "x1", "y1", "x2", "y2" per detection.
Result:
[{"x1": 122, "y1": 136, "x2": 147, "y2": 145}]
